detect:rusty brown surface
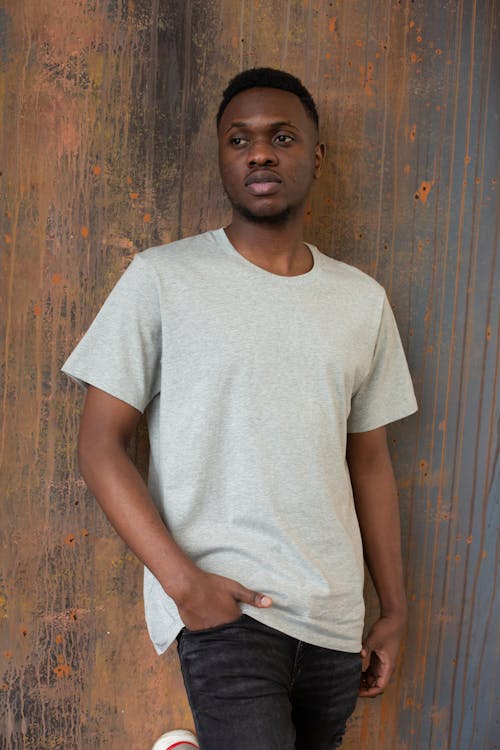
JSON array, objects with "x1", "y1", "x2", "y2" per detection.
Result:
[{"x1": 0, "y1": 1, "x2": 498, "y2": 748}]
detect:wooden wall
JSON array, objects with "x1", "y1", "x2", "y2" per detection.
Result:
[{"x1": 1, "y1": 1, "x2": 498, "y2": 748}]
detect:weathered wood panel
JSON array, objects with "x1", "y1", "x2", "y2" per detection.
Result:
[{"x1": 1, "y1": 1, "x2": 498, "y2": 748}]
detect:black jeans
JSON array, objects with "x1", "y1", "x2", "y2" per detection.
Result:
[{"x1": 177, "y1": 614, "x2": 361, "y2": 750}]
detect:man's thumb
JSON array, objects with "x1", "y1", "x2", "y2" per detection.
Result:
[
  {"x1": 237, "y1": 586, "x2": 272, "y2": 608},
  {"x1": 255, "y1": 593, "x2": 272, "y2": 607}
]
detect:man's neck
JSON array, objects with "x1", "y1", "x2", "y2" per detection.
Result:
[{"x1": 224, "y1": 214, "x2": 312, "y2": 277}]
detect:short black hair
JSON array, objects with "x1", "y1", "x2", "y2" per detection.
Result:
[{"x1": 216, "y1": 67, "x2": 319, "y2": 130}]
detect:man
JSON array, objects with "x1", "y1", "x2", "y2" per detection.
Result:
[{"x1": 63, "y1": 68, "x2": 417, "y2": 750}]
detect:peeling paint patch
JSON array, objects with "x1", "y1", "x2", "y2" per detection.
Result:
[
  {"x1": 53, "y1": 655, "x2": 72, "y2": 679},
  {"x1": 414, "y1": 180, "x2": 433, "y2": 203}
]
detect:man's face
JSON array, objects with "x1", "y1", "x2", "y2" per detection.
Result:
[{"x1": 218, "y1": 87, "x2": 324, "y2": 225}]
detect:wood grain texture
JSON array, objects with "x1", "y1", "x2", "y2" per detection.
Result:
[{"x1": 1, "y1": 1, "x2": 498, "y2": 748}]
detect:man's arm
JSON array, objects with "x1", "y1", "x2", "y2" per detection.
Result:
[
  {"x1": 346, "y1": 425, "x2": 408, "y2": 698},
  {"x1": 78, "y1": 385, "x2": 272, "y2": 630}
]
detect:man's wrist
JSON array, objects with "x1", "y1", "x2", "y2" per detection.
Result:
[
  {"x1": 161, "y1": 561, "x2": 204, "y2": 606},
  {"x1": 379, "y1": 600, "x2": 408, "y2": 623}
]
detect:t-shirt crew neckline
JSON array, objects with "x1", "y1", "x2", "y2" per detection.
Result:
[{"x1": 215, "y1": 227, "x2": 322, "y2": 283}]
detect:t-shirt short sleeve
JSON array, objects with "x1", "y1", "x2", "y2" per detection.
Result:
[
  {"x1": 347, "y1": 294, "x2": 418, "y2": 433},
  {"x1": 61, "y1": 255, "x2": 161, "y2": 413}
]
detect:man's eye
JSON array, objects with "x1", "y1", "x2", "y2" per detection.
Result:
[
  {"x1": 230, "y1": 137, "x2": 247, "y2": 146},
  {"x1": 275, "y1": 134, "x2": 293, "y2": 143}
]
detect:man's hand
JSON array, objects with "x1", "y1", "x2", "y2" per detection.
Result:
[
  {"x1": 174, "y1": 569, "x2": 272, "y2": 631},
  {"x1": 358, "y1": 614, "x2": 406, "y2": 697}
]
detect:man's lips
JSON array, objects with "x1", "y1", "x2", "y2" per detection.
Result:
[{"x1": 245, "y1": 171, "x2": 282, "y2": 195}]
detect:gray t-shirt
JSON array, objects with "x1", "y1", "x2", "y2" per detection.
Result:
[{"x1": 62, "y1": 228, "x2": 417, "y2": 654}]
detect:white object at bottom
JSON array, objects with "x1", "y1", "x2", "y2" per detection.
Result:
[{"x1": 152, "y1": 729, "x2": 199, "y2": 750}]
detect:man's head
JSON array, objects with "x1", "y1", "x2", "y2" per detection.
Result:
[
  {"x1": 217, "y1": 68, "x2": 325, "y2": 226},
  {"x1": 216, "y1": 68, "x2": 319, "y2": 133}
]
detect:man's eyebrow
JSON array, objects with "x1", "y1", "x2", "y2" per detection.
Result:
[{"x1": 223, "y1": 120, "x2": 300, "y2": 135}]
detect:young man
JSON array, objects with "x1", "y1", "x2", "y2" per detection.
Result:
[{"x1": 63, "y1": 68, "x2": 417, "y2": 750}]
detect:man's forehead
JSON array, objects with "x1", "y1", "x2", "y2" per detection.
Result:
[{"x1": 219, "y1": 87, "x2": 313, "y2": 128}]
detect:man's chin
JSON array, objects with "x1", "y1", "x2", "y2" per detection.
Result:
[{"x1": 232, "y1": 202, "x2": 293, "y2": 226}]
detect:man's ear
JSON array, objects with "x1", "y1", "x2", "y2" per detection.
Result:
[{"x1": 314, "y1": 142, "x2": 326, "y2": 178}]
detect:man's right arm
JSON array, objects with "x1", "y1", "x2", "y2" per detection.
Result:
[{"x1": 78, "y1": 385, "x2": 272, "y2": 630}]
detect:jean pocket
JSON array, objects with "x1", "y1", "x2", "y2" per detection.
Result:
[{"x1": 182, "y1": 613, "x2": 247, "y2": 636}]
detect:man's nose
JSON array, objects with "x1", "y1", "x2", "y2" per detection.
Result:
[{"x1": 247, "y1": 140, "x2": 278, "y2": 166}]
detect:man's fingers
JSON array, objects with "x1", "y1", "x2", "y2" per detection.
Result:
[
  {"x1": 359, "y1": 669, "x2": 385, "y2": 698},
  {"x1": 359, "y1": 649, "x2": 392, "y2": 698},
  {"x1": 358, "y1": 684, "x2": 384, "y2": 698}
]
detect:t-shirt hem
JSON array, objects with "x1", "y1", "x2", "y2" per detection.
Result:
[
  {"x1": 147, "y1": 601, "x2": 363, "y2": 654},
  {"x1": 151, "y1": 627, "x2": 183, "y2": 655}
]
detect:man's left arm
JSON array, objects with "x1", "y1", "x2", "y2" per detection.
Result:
[{"x1": 346, "y1": 425, "x2": 408, "y2": 698}]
